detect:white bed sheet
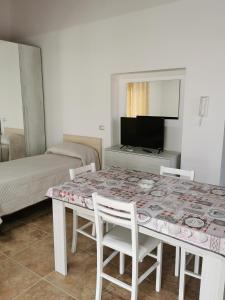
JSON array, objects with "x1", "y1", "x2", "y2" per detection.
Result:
[{"x1": 0, "y1": 154, "x2": 82, "y2": 217}]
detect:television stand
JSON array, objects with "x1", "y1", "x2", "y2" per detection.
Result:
[
  {"x1": 104, "y1": 145, "x2": 181, "y2": 174},
  {"x1": 142, "y1": 148, "x2": 152, "y2": 154},
  {"x1": 120, "y1": 145, "x2": 126, "y2": 150},
  {"x1": 143, "y1": 148, "x2": 163, "y2": 154},
  {"x1": 120, "y1": 145, "x2": 134, "y2": 150}
]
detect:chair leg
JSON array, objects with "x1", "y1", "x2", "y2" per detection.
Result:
[
  {"x1": 178, "y1": 248, "x2": 186, "y2": 300},
  {"x1": 131, "y1": 257, "x2": 138, "y2": 300},
  {"x1": 175, "y1": 246, "x2": 180, "y2": 277},
  {"x1": 105, "y1": 222, "x2": 109, "y2": 232},
  {"x1": 96, "y1": 244, "x2": 103, "y2": 300},
  {"x1": 194, "y1": 255, "x2": 200, "y2": 274},
  {"x1": 71, "y1": 211, "x2": 78, "y2": 253},
  {"x1": 119, "y1": 252, "x2": 125, "y2": 275},
  {"x1": 156, "y1": 243, "x2": 163, "y2": 292},
  {"x1": 92, "y1": 223, "x2": 96, "y2": 237}
]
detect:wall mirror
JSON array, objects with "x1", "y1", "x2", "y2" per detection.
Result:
[
  {"x1": 0, "y1": 40, "x2": 45, "y2": 162},
  {"x1": 126, "y1": 79, "x2": 180, "y2": 119}
]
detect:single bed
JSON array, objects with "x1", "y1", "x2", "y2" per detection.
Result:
[{"x1": 0, "y1": 135, "x2": 101, "y2": 222}]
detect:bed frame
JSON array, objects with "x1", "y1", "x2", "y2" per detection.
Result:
[
  {"x1": 4, "y1": 127, "x2": 24, "y2": 135},
  {"x1": 63, "y1": 134, "x2": 102, "y2": 167}
]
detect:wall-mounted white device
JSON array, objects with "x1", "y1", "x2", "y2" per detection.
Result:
[
  {"x1": 0, "y1": 117, "x2": 7, "y2": 134},
  {"x1": 99, "y1": 125, "x2": 105, "y2": 131},
  {"x1": 199, "y1": 96, "x2": 209, "y2": 126}
]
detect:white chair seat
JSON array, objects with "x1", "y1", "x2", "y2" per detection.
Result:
[{"x1": 103, "y1": 226, "x2": 160, "y2": 260}]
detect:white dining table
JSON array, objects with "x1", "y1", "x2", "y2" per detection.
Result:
[{"x1": 47, "y1": 166, "x2": 225, "y2": 300}]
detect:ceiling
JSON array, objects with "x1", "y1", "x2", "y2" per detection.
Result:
[{"x1": 0, "y1": 0, "x2": 179, "y2": 40}]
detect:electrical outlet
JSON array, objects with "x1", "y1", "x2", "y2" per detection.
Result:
[{"x1": 99, "y1": 125, "x2": 105, "y2": 131}]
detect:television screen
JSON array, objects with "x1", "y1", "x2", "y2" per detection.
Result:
[
  {"x1": 137, "y1": 116, "x2": 164, "y2": 150},
  {"x1": 121, "y1": 117, "x2": 137, "y2": 147}
]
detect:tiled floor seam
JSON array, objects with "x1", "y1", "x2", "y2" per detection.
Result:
[
  {"x1": 28, "y1": 222, "x2": 53, "y2": 235},
  {"x1": 8, "y1": 243, "x2": 40, "y2": 259},
  {"x1": 16, "y1": 231, "x2": 53, "y2": 251},
  {"x1": 43, "y1": 273, "x2": 78, "y2": 299},
  {"x1": 9, "y1": 255, "x2": 42, "y2": 279},
  {"x1": 0, "y1": 230, "x2": 50, "y2": 259},
  {"x1": 0, "y1": 251, "x2": 10, "y2": 261},
  {"x1": 8, "y1": 231, "x2": 52, "y2": 260},
  {"x1": 12, "y1": 277, "x2": 43, "y2": 300}
]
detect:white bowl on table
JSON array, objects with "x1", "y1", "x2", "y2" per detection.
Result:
[{"x1": 138, "y1": 179, "x2": 155, "y2": 189}]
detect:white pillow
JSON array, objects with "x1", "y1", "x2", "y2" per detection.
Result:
[{"x1": 46, "y1": 142, "x2": 100, "y2": 169}]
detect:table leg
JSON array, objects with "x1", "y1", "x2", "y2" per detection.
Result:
[
  {"x1": 199, "y1": 254, "x2": 225, "y2": 300},
  {"x1": 52, "y1": 199, "x2": 67, "y2": 275}
]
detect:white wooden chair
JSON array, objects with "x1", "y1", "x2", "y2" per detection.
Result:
[
  {"x1": 178, "y1": 248, "x2": 201, "y2": 300},
  {"x1": 160, "y1": 166, "x2": 195, "y2": 181},
  {"x1": 70, "y1": 162, "x2": 96, "y2": 253},
  {"x1": 93, "y1": 192, "x2": 163, "y2": 300},
  {"x1": 160, "y1": 166, "x2": 200, "y2": 299}
]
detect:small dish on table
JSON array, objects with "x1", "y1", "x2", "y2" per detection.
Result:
[{"x1": 138, "y1": 179, "x2": 155, "y2": 189}]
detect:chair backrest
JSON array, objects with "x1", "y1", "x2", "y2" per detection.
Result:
[
  {"x1": 92, "y1": 192, "x2": 138, "y2": 255},
  {"x1": 69, "y1": 162, "x2": 96, "y2": 180},
  {"x1": 160, "y1": 166, "x2": 194, "y2": 181}
]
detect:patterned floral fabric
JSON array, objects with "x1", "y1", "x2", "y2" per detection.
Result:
[{"x1": 47, "y1": 166, "x2": 225, "y2": 256}]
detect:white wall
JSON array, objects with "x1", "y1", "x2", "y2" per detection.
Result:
[
  {"x1": 0, "y1": 41, "x2": 24, "y2": 130},
  {"x1": 220, "y1": 124, "x2": 225, "y2": 187},
  {"x1": 26, "y1": 0, "x2": 225, "y2": 185}
]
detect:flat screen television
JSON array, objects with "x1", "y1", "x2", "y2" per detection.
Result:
[
  {"x1": 137, "y1": 116, "x2": 164, "y2": 150},
  {"x1": 121, "y1": 117, "x2": 137, "y2": 147},
  {"x1": 120, "y1": 116, "x2": 164, "y2": 150}
]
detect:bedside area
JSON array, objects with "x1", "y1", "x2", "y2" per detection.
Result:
[{"x1": 104, "y1": 145, "x2": 181, "y2": 174}]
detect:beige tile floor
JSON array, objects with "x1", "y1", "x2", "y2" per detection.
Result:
[{"x1": 0, "y1": 200, "x2": 200, "y2": 300}]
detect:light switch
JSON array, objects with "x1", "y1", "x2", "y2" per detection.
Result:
[{"x1": 99, "y1": 125, "x2": 105, "y2": 131}]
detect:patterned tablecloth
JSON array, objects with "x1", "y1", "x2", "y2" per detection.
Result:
[{"x1": 47, "y1": 166, "x2": 225, "y2": 256}]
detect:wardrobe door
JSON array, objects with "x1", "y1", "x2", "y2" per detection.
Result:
[
  {"x1": 0, "y1": 41, "x2": 24, "y2": 133},
  {"x1": 18, "y1": 44, "x2": 46, "y2": 156},
  {"x1": 0, "y1": 41, "x2": 25, "y2": 161}
]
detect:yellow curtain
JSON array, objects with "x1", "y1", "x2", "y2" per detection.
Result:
[{"x1": 126, "y1": 81, "x2": 149, "y2": 117}]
